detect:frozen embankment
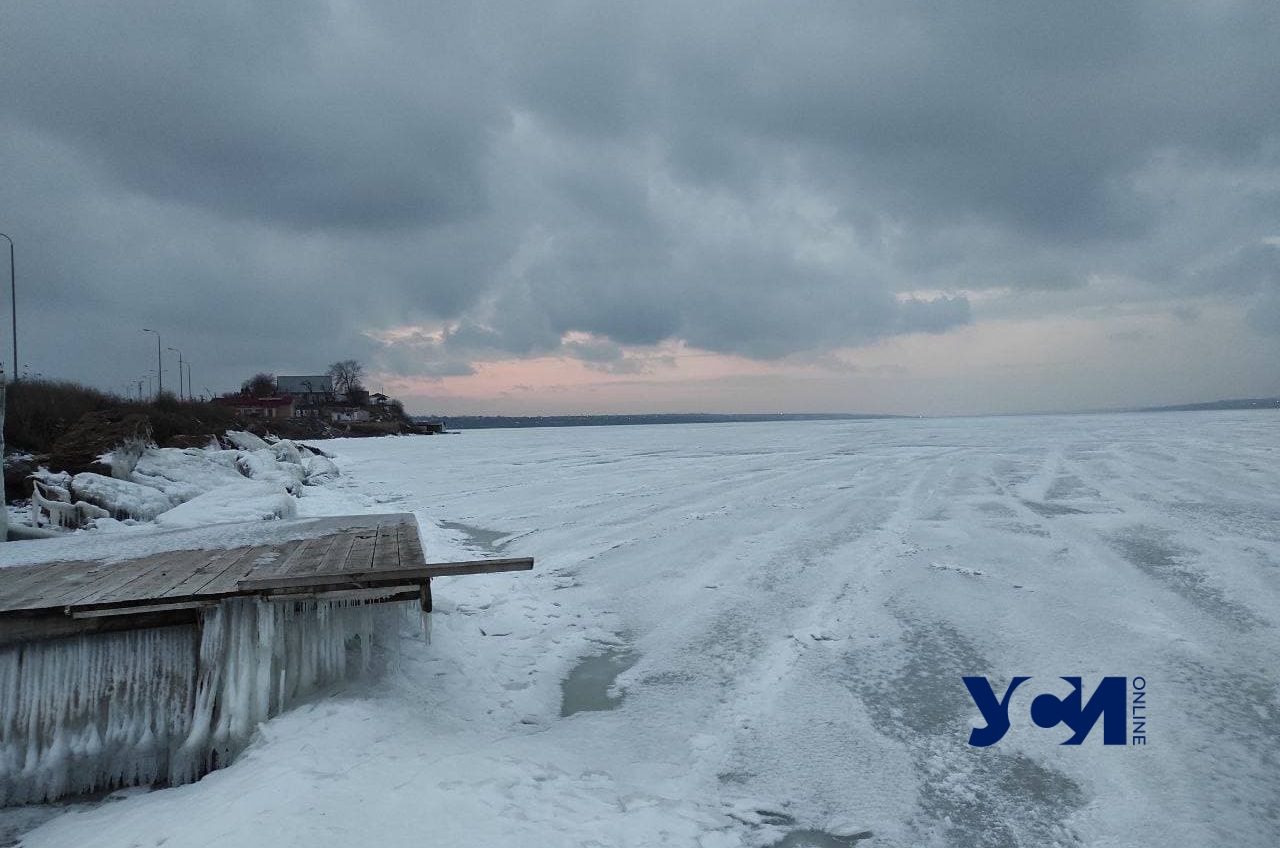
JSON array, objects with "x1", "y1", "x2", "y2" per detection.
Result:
[
  {"x1": 23, "y1": 430, "x2": 340, "y2": 532},
  {"x1": 0, "y1": 598, "x2": 403, "y2": 806},
  {"x1": 0, "y1": 430, "x2": 411, "y2": 808}
]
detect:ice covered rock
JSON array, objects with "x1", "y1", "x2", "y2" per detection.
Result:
[
  {"x1": 235, "y1": 449, "x2": 306, "y2": 492},
  {"x1": 30, "y1": 472, "x2": 112, "y2": 529},
  {"x1": 154, "y1": 480, "x2": 297, "y2": 527},
  {"x1": 271, "y1": 439, "x2": 304, "y2": 466},
  {"x1": 130, "y1": 447, "x2": 245, "y2": 502},
  {"x1": 70, "y1": 472, "x2": 175, "y2": 521},
  {"x1": 303, "y1": 454, "x2": 340, "y2": 484},
  {"x1": 223, "y1": 430, "x2": 270, "y2": 452}
]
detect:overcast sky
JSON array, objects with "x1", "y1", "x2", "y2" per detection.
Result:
[{"x1": 2, "y1": 1, "x2": 1278, "y2": 415}]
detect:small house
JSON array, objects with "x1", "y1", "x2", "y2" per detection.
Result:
[
  {"x1": 329, "y1": 407, "x2": 371, "y2": 423},
  {"x1": 276, "y1": 375, "x2": 335, "y2": 408},
  {"x1": 213, "y1": 395, "x2": 296, "y2": 420}
]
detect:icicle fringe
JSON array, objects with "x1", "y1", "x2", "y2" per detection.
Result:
[{"x1": 0, "y1": 598, "x2": 409, "y2": 805}]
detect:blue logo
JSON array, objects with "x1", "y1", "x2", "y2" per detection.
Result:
[{"x1": 963, "y1": 675, "x2": 1147, "y2": 746}]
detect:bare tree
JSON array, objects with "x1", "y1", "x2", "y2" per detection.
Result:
[
  {"x1": 327, "y1": 360, "x2": 365, "y2": 395},
  {"x1": 242, "y1": 372, "x2": 275, "y2": 398}
]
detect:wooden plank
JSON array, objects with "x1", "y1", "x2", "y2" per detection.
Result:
[
  {"x1": 60, "y1": 552, "x2": 180, "y2": 609},
  {"x1": 0, "y1": 513, "x2": 528, "y2": 624},
  {"x1": 0, "y1": 559, "x2": 109, "y2": 612},
  {"x1": 157, "y1": 545, "x2": 261, "y2": 600},
  {"x1": 199, "y1": 545, "x2": 283, "y2": 596},
  {"x1": 240, "y1": 538, "x2": 308, "y2": 580},
  {"x1": 144, "y1": 547, "x2": 236, "y2": 599},
  {"x1": 236, "y1": 556, "x2": 534, "y2": 593},
  {"x1": 279, "y1": 533, "x2": 338, "y2": 576},
  {"x1": 341, "y1": 528, "x2": 379, "y2": 573},
  {"x1": 77, "y1": 548, "x2": 216, "y2": 608},
  {"x1": 399, "y1": 519, "x2": 425, "y2": 560},
  {"x1": 369, "y1": 523, "x2": 401, "y2": 572},
  {"x1": 313, "y1": 531, "x2": 359, "y2": 575}
]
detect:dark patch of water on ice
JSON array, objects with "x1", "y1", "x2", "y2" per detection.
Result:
[
  {"x1": 766, "y1": 828, "x2": 873, "y2": 847},
  {"x1": 1108, "y1": 526, "x2": 1260, "y2": 628},
  {"x1": 1020, "y1": 500, "x2": 1088, "y2": 517},
  {"x1": 438, "y1": 520, "x2": 509, "y2": 552},
  {"x1": 560, "y1": 646, "x2": 639, "y2": 716}
]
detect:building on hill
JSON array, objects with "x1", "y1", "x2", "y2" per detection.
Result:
[
  {"x1": 276, "y1": 375, "x2": 335, "y2": 406},
  {"x1": 213, "y1": 395, "x2": 296, "y2": 420},
  {"x1": 276, "y1": 375, "x2": 336, "y2": 417},
  {"x1": 328, "y1": 406, "x2": 371, "y2": 423}
]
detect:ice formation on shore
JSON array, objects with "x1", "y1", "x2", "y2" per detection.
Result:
[
  {"x1": 26, "y1": 432, "x2": 334, "y2": 531},
  {"x1": 0, "y1": 598, "x2": 409, "y2": 804}
]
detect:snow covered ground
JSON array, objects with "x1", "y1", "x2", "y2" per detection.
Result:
[{"x1": 10, "y1": 412, "x2": 1280, "y2": 847}]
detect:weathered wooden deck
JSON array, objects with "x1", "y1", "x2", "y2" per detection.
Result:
[{"x1": 0, "y1": 513, "x2": 532, "y2": 644}]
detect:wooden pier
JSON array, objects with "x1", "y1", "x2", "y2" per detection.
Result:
[{"x1": 0, "y1": 512, "x2": 533, "y2": 645}]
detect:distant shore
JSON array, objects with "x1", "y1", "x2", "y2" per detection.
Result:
[
  {"x1": 420, "y1": 412, "x2": 899, "y2": 430},
  {"x1": 422, "y1": 397, "x2": 1280, "y2": 430}
]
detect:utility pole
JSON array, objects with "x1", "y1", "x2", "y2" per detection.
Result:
[
  {"x1": 168, "y1": 347, "x2": 184, "y2": 401},
  {"x1": 0, "y1": 233, "x2": 15, "y2": 378},
  {"x1": 186, "y1": 361, "x2": 193, "y2": 402},
  {"x1": 142, "y1": 329, "x2": 161, "y2": 396}
]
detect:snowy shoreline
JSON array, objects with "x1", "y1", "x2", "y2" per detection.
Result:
[{"x1": 11, "y1": 429, "x2": 341, "y2": 543}]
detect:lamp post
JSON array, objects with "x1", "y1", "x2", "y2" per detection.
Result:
[
  {"x1": 142, "y1": 328, "x2": 161, "y2": 396},
  {"x1": 167, "y1": 346, "x2": 184, "y2": 401},
  {"x1": 0, "y1": 233, "x2": 15, "y2": 378}
]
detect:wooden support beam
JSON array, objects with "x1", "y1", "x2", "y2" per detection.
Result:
[
  {"x1": 235, "y1": 557, "x2": 534, "y2": 593},
  {"x1": 0, "y1": 609, "x2": 200, "y2": 646},
  {"x1": 262, "y1": 586, "x2": 420, "y2": 604},
  {"x1": 70, "y1": 600, "x2": 217, "y2": 619}
]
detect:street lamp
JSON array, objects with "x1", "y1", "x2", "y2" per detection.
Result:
[
  {"x1": 0, "y1": 233, "x2": 15, "y2": 378},
  {"x1": 167, "y1": 346, "x2": 184, "y2": 401},
  {"x1": 141, "y1": 328, "x2": 161, "y2": 396}
]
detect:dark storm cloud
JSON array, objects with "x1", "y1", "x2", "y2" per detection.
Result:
[
  {"x1": 1, "y1": 0, "x2": 1278, "y2": 393},
  {"x1": 2, "y1": 1, "x2": 500, "y2": 231}
]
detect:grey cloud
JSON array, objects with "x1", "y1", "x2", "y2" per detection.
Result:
[
  {"x1": 1247, "y1": 293, "x2": 1280, "y2": 336},
  {"x1": 1, "y1": 2, "x2": 501, "y2": 231},
  {"x1": 1, "y1": 1, "x2": 1278, "y2": 400}
]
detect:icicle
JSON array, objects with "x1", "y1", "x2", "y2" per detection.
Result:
[
  {"x1": 0, "y1": 626, "x2": 197, "y2": 805},
  {"x1": 0, "y1": 598, "x2": 412, "y2": 804}
]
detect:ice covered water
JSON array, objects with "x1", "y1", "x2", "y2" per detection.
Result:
[{"x1": 10, "y1": 413, "x2": 1280, "y2": 847}]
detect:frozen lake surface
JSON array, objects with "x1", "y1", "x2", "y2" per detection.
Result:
[{"x1": 17, "y1": 412, "x2": 1280, "y2": 847}]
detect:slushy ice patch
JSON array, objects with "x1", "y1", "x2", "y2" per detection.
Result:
[{"x1": 560, "y1": 646, "x2": 638, "y2": 717}]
